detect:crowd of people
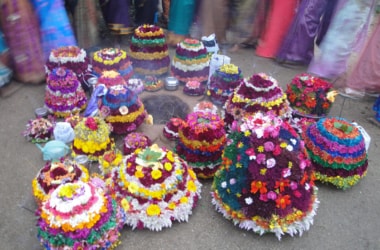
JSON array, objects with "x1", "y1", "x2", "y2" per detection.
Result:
[{"x1": 0, "y1": 0, "x2": 379, "y2": 98}]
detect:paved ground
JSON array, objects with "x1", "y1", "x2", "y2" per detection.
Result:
[{"x1": 1, "y1": 45, "x2": 380, "y2": 250}]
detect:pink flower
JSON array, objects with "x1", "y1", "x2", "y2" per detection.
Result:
[
  {"x1": 290, "y1": 181, "x2": 298, "y2": 190},
  {"x1": 256, "y1": 153, "x2": 266, "y2": 164},
  {"x1": 85, "y1": 117, "x2": 98, "y2": 130},
  {"x1": 267, "y1": 191, "x2": 277, "y2": 200},
  {"x1": 264, "y1": 141, "x2": 274, "y2": 151}
]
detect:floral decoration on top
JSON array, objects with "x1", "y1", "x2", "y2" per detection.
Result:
[{"x1": 23, "y1": 116, "x2": 55, "y2": 143}]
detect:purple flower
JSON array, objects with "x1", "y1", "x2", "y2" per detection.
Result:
[
  {"x1": 264, "y1": 141, "x2": 274, "y2": 151},
  {"x1": 256, "y1": 153, "x2": 266, "y2": 164}
]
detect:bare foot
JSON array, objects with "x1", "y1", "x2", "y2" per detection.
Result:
[{"x1": 229, "y1": 44, "x2": 240, "y2": 53}]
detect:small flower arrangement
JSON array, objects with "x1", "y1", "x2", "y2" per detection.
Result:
[
  {"x1": 98, "y1": 149, "x2": 123, "y2": 177},
  {"x1": 286, "y1": 73, "x2": 338, "y2": 117},
  {"x1": 143, "y1": 76, "x2": 163, "y2": 92},
  {"x1": 23, "y1": 116, "x2": 55, "y2": 143}
]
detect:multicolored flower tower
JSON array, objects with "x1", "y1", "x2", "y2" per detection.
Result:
[{"x1": 211, "y1": 112, "x2": 318, "y2": 239}]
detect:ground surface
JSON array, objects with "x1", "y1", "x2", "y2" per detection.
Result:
[{"x1": 1, "y1": 45, "x2": 379, "y2": 250}]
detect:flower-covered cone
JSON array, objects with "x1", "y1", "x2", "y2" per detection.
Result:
[
  {"x1": 208, "y1": 63, "x2": 243, "y2": 106},
  {"x1": 302, "y1": 117, "x2": 368, "y2": 189},
  {"x1": 36, "y1": 180, "x2": 125, "y2": 249},
  {"x1": 92, "y1": 48, "x2": 134, "y2": 81},
  {"x1": 96, "y1": 70, "x2": 127, "y2": 89},
  {"x1": 44, "y1": 67, "x2": 87, "y2": 117},
  {"x1": 100, "y1": 85, "x2": 147, "y2": 134},
  {"x1": 223, "y1": 73, "x2": 291, "y2": 129},
  {"x1": 129, "y1": 24, "x2": 170, "y2": 76},
  {"x1": 176, "y1": 111, "x2": 226, "y2": 178},
  {"x1": 71, "y1": 116, "x2": 114, "y2": 161},
  {"x1": 32, "y1": 159, "x2": 89, "y2": 204},
  {"x1": 171, "y1": 38, "x2": 210, "y2": 83},
  {"x1": 211, "y1": 112, "x2": 318, "y2": 239},
  {"x1": 286, "y1": 73, "x2": 337, "y2": 117},
  {"x1": 107, "y1": 144, "x2": 202, "y2": 231}
]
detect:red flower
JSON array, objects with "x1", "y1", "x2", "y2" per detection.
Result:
[
  {"x1": 250, "y1": 181, "x2": 267, "y2": 194},
  {"x1": 85, "y1": 117, "x2": 98, "y2": 130},
  {"x1": 275, "y1": 179, "x2": 290, "y2": 192},
  {"x1": 276, "y1": 194, "x2": 291, "y2": 209}
]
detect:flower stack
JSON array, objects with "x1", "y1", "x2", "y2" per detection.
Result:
[
  {"x1": 123, "y1": 132, "x2": 152, "y2": 155},
  {"x1": 183, "y1": 80, "x2": 205, "y2": 96},
  {"x1": 107, "y1": 144, "x2": 202, "y2": 231},
  {"x1": 96, "y1": 70, "x2": 127, "y2": 89},
  {"x1": 32, "y1": 159, "x2": 89, "y2": 204},
  {"x1": 44, "y1": 67, "x2": 87, "y2": 117},
  {"x1": 23, "y1": 117, "x2": 54, "y2": 143},
  {"x1": 211, "y1": 112, "x2": 318, "y2": 239},
  {"x1": 71, "y1": 116, "x2": 114, "y2": 161},
  {"x1": 286, "y1": 73, "x2": 337, "y2": 117},
  {"x1": 100, "y1": 84, "x2": 147, "y2": 134},
  {"x1": 36, "y1": 181, "x2": 125, "y2": 249},
  {"x1": 223, "y1": 73, "x2": 291, "y2": 128},
  {"x1": 92, "y1": 48, "x2": 134, "y2": 81},
  {"x1": 171, "y1": 38, "x2": 210, "y2": 83},
  {"x1": 302, "y1": 117, "x2": 368, "y2": 189},
  {"x1": 129, "y1": 24, "x2": 170, "y2": 76},
  {"x1": 45, "y1": 46, "x2": 91, "y2": 89},
  {"x1": 208, "y1": 63, "x2": 243, "y2": 106},
  {"x1": 176, "y1": 111, "x2": 226, "y2": 178},
  {"x1": 98, "y1": 149, "x2": 123, "y2": 178},
  {"x1": 193, "y1": 101, "x2": 218, "y2": 114},
  {"x1": 163, "y1": 117, "x2": 184, "y2": 141}
]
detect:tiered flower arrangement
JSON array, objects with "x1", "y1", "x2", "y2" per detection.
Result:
[
  {"x1": 123, "y1": 132, "x2": 152, "y2": 155},
  {"x1": 286, "y1": 73, "x2": 337, "y2": 117},
  {"x1": 211, "y1": 112, "x2": 319, "y2": 239},
  {"x1": 171, "y1": 38, "x2": 210, "y2": 83},
  {"x1": 183, "y1": 80, "x2": 205, "y2": 96},
  {"x1": 224, "y1": 73, "x2": 291, "y2": 129},
  {"x1": 207, "y1": 63, "x2": 243, "y2": 105},
  {"x1": 176, "y1": 111, "x2": 226, "y2": 178},
  {"x1": 92, "y1": 48, "x2": 134, "y2": 81},
  {"x1": 193, "y1": 101, "x2": 218, "y2": 114},
  {"x1": 45, "y1": 46, "x2": 91, "y2": 88},
  {"x1": 71, "y1": 116, "x2": 114, "y2": 161},
  {"x1": 96, "y1": 70, "x2": 127, "y2": 89},
  {"x1": 163, "y1": 117, "x2": 184, "y2": 141},
  {"x1": 36, "y1": 181, "x2": 125, "y2": 249},
  {"x1": 107, "y1": 144, "x2": 202, "y2": 231},
  {"x1": 44, "y1": 67, "x2": 87, "y2": 117},
  {"x1": 98, "y1": 149, "x2": 123, "y2": 178},
  {"x1": 100, "y1": 84, "x2": 147, "y2": 134},
  {"x1": 32, "y1": 159, "x2": 89, "y2": 204},
  {"x1": 302, "y1": 117, "x2": 368, "y2": 189},
  {"x1": 23, "y1": 117, "x2": 54, "y2": 143},
  {"x1": 129, "y1": 24, "x2": 170, "y2": 76},
  {"x1": 143, "y1": 75, "x2": 164, "y2": 92}
]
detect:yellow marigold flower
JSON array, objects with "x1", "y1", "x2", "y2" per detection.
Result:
[
  {"x1": 280, "y1": 142, "x2": 287, "y2": 148},
  {"x1": 151, "y1": 169, "x2": 162, "y2": 180},
  {"x1": 257, "y1": 146, "x2": 264, "y2": 152},
  {"x1": 187, "y1": 180, "x2": 197, "y2": 192},
  {"x1": 288, "y1": 161, "x2": 293, "y2": 168},
  {"x1": 146, "y1": 204, "x2": 161, "y2": 216},
  {"x1": 164, "y1": 162, "x2": 173, "y2": 171},
  {"x1": 260, "y1": 168, "x2": 267, "y2": 175},
  {"x1": 168, "y1": 202, "x2": 176, "y2": 210},
  {"x1": 244, "y1": 130, "x2": 251, "y2": 136},
  {"x1": 180, "y1": 196, "x2": 188, "y2": 204},
  {"x1": 127, "y1": 182, "x2": 139, "y2": 194},
  {"x1": 135, "y1": 170, "x2": 144, "y2": 178},
  {"x1": 166, "y1": 151, "x2": 174, "y2": 162},
  {"x1": 121, "y1": 198, "x2": 130, "y2": 211}
]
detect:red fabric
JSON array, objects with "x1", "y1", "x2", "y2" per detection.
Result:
[{"x1": 255, "y1": 0, "x2": 299, "y2": 58}]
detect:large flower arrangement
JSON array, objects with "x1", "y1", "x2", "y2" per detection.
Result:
[
  {"x1": 302, "y1": 117, "x2": 368, "y2": 189},
  {"x1": 107, "y1": 144, "x2": 202, "y2": 231},
  {"x1": 71, "y1": 117, "x2": 114, "y2": 161},
  {"x1": 32, "y1": 159, "x2": 89, "y2": 204},
  {"x1": 176, "y1": 111, "x2": 226, "y2": 178},
  {"x1": 23, "y1": 117, "x2": 55, "y2": 143},
  {"x1": 286, "y1": 73, "x2": 337, "y2": 117},
  {"x1": 211, "y1": 112, "x2": 318, "y2": 239},
  {"x1": 36, "y1": 181, "x2": 125, "y2": 249}
]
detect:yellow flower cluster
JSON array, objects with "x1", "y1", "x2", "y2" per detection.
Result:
[
  {"x1": 93, "y1": 49, "x2": 127, "y2": 65},
  {"x1": 146, "y1": 204, "x2": 161, "y2": 216},
  {"x1": 130, "y1": 51, "x2": 169, "y2": 60},
  {"x1": 102, "y1": 70, "x2": 121, "y2": 78},
  {"x1": 106, "y1": 105, "x2": 145, "y2": 123},
  {"x1": 73, "y1": 138, "x2": 111, "y2": 154},
  {"x1": 178, "y1": 130, "x2": 226, "y2": 152},
  {"x1": 232, "y1": 93, "x2": 287, "y2": 108},
  {"x1": 315, "y1": 172, "x2": 366, "y2": 190},
  {"x1": 220, "y1": 64, "x2": 239, "y2": 74},
  {"x1": 99, "y1": 151, "x2": 123, "y2": 173},
  {"x1": 32, "y1": 179, "x2": 46, "y2": 202},
  {"x1": 135, "y1": 25, "x2": 164, "y2": 37}
]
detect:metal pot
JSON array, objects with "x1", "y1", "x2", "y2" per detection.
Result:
[{"x1": 164, "y1": 76, "x2": 179, "y2": 91}]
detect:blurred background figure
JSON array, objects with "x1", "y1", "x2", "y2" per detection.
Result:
[
  {"x1": 166, "y1": 0, "x2": 196, "y2": 47},
  {"x1": 255, "y1": 0, "x2": 300, "y2": 58},
  {"x1": 134, "y1": 0, "x2": 159, "y2": 26},
  {"x1": 308, "y1": 0, "x2": 376, "y2": 80},
  {"x1": 31, "y1": 0, "x2": 77, "y2": 60},
  {"x1": 99, "y1": 0, "x2": 133, "y2": 37}
]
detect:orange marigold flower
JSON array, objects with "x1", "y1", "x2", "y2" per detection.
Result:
[
  {"x1": 250, "y1": 181, "x2": 267, "y2": 194},
  {"x1": 276, "y1": 194, "x2": 291, "y2": 209}
]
